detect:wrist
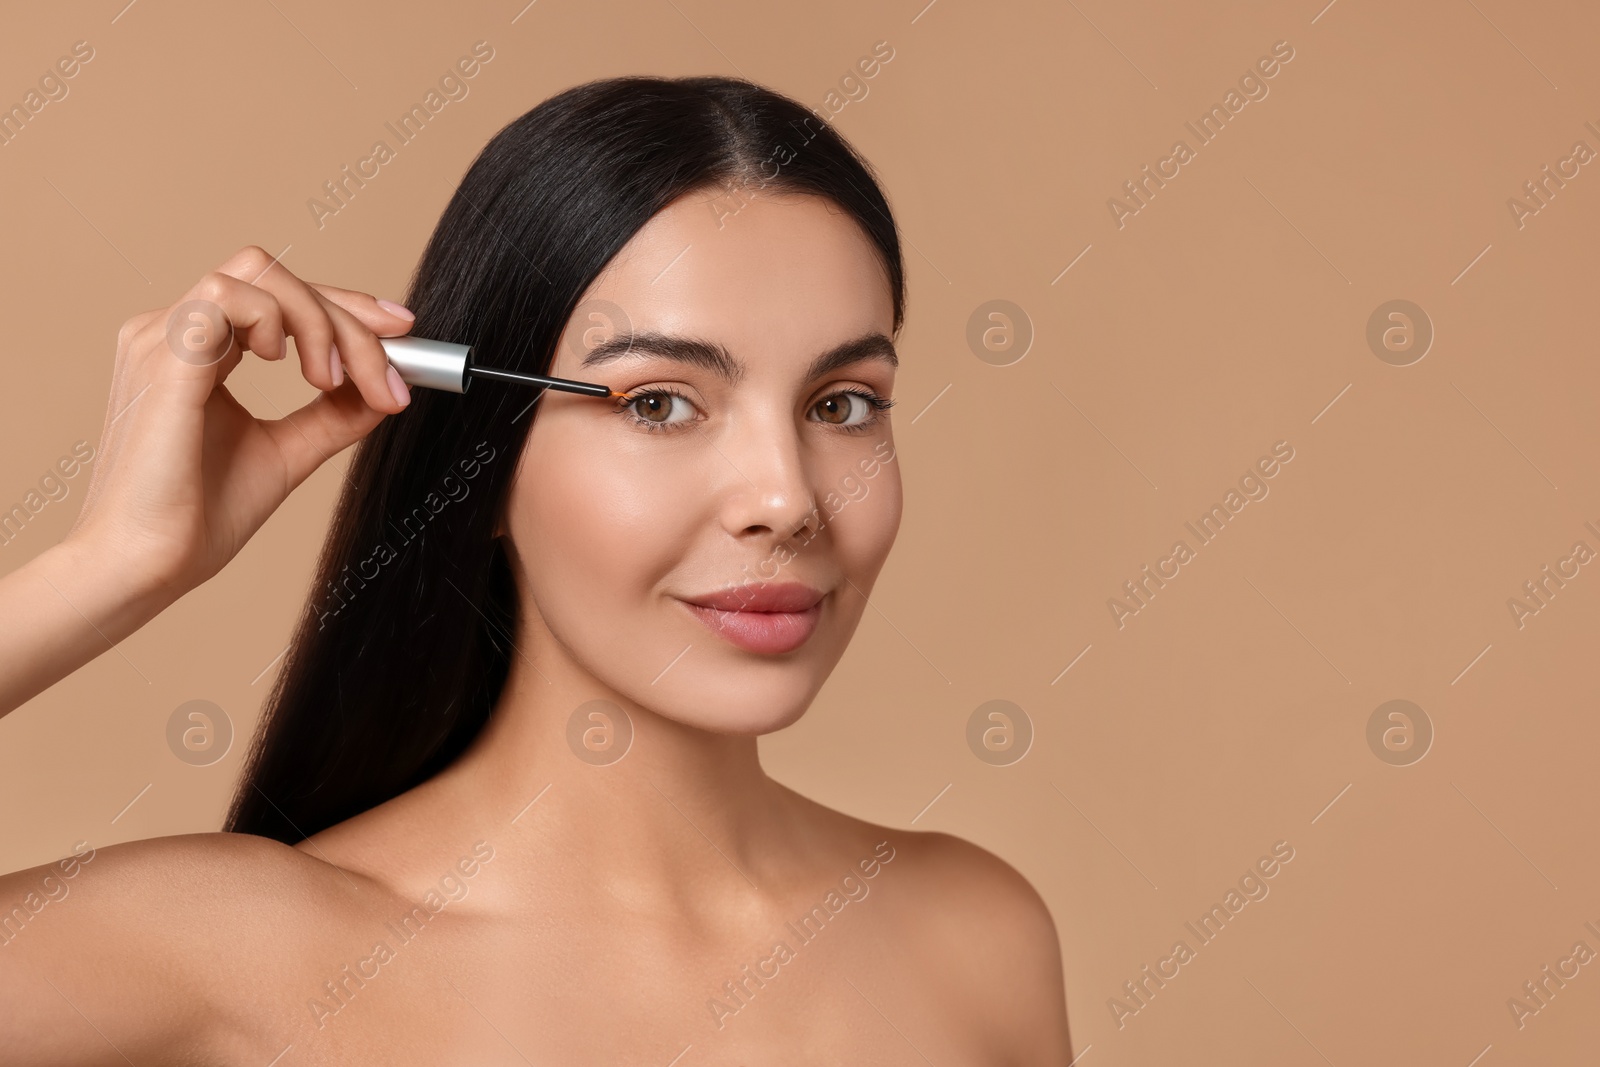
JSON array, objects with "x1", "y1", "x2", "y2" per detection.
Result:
[
  {"x1": 40, "y1": 535, "x2": 184, "y2": 629},
  {"x1": 0, "y1": 536, "x2": 182, "y2": 718}
]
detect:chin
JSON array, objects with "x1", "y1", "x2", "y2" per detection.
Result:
[{"x1": 654, "y1": 679, "x2": 822, "y2": 737}]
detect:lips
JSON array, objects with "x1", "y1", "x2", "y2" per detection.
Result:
[{"x1": 678, "y1": 581, "x2": 826, "y2": 654}]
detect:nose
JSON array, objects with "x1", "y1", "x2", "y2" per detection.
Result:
[{"x1": 715, "y1": 418, "x2": 821, "y2": 549}]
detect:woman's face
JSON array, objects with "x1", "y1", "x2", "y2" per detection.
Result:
[{"x1": 499, "y1": 189, "x2": 902, "y2": 734}]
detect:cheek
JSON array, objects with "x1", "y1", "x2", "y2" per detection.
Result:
[
  {"x1": 827, "y1": 463, "x2": 902, "y2": 583},
  {"x1": 516, "y1": 444, "x2": 697, "y2": 609}
]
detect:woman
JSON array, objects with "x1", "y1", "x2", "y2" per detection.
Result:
[{"x1": 0, "y1": 75, "x2": 1071, "y2": 1063}]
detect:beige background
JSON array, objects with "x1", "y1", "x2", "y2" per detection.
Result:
[{"x1": 3, "y1": 0, "x2": 1598, "y2": 1061}]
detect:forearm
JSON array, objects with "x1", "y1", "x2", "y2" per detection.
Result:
[{"x1": 0, "y1": 539, "x2": 175, "y2": 718}]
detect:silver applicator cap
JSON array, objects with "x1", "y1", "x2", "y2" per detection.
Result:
[
  {"x1": 378, "y1": 335, "x2": 473, "y2": 394},
  {"x1": 373, "y1": 333, "x2": 618, "y2": 399}
]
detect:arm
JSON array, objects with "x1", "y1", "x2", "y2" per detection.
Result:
[
  {"x1": 1012, "y1": 889, "x2": 1074, "y2": 1065},
  {"x1": 0, "y1": 244, "x2": 418, "y2": 1058},
  {"x1": 0, "y1": 832, "x2": 344, "y2": 1064},
  {"x1": 910, "y1": 831, "x2": 1074, "y2": 1065},
  {"x1": 968, "y1": 845, "x2": 1073, "y2": 1066},
  {"x1": 0, "y1": 243, "x2": 417, "y2": 722},
  {"x1": 0, "y1": 538, "x2": 176, "y2": 718}
]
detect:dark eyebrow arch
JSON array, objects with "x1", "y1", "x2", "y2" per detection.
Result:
[{"x1": 579, "y1": 329, "x2": 898, "y2": 385}]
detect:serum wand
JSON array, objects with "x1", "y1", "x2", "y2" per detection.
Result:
[{"x1": 377, "y1": 335, "x2": 630, "y2": 400}]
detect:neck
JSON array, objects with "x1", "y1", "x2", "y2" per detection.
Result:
[{"x1": 436, "y1": 623, "x2": 794, "y2": 905}]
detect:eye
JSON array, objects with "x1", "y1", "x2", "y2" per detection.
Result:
[
  {"x1": 613, "y1": 387, "x2": 700, "y2": 433},
  {"x1": 612, "y1": 385, "x2": 896, "y2": 435},
  {"x1": 811, "y1": 388, "x2": 895, "y2": 434}
]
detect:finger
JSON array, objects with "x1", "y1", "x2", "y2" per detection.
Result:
[
  {"x1": 166, "y1": 271, "x2": 285, "y2": 373},
  {"x1": 218, "y1": 253, "x2": 339, "y2": 394},
  {"x1": 309, "y1": 283, "x2": 416, "y2": 337},
  {"x1": 259, "y1": 379, "x2": 390, "y2": 492},
  {"x1": 309, "y1": 288, "x2": 411, "y2": 414}
]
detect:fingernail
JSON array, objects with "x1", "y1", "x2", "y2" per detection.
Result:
[
  {"x1": 330, "y1": 344, "x2": 344, "y2": 387},
  {"x1": 386, "y1": 364, "x2": 411, "y2": 407},
  {"x1": 377, "y1": 299, "x2": 415, "y2": 321}
]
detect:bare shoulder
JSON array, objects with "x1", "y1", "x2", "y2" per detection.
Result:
[
  {"x1": 882, "y1": 828, "x2": 1074, "y2": 1062},
  {"x1": 0, "y1": 831, "x2": 380, "y2": 1060},
  {"x1": 785, "y1": 793, "x2": 1059, "y2": 957},
  {"x1": 1, "y1": 828, "x2": 373, "y2": 930},
  {"x1": 890, "y1": 827, "x2": 1054, "y2": 920},
  {"x1": 0, "y1": 829, "x2": 357, "y2": 956},
  {"x1": 781, "y1": 792, "x2": 1073, "y2": 1063}
]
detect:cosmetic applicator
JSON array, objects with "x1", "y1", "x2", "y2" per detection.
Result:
[{"x1": 378, "y1": 335, "x2": 632, "y2": 401}]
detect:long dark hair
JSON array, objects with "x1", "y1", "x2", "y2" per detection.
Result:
[{"x1": 225, "y1": 76, "x2": 907, "y2": 843}]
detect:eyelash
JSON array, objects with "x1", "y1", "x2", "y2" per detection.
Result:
[{"x1": 613, "y1": 387, "x2": 896, "y2": 435}]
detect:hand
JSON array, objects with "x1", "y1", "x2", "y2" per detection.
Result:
[{"x1": 66, "y1": 244, "x2": 417, "y2": 605}]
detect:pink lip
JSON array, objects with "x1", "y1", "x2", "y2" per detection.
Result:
[{"x1": 677, "y1": 582, "x2": 827, "y2": 654}]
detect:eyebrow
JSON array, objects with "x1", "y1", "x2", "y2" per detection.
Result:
[{"x1": 579, "y1": 329, "x2": 898, "y2": 385}]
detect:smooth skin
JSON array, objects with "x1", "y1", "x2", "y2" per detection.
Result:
[{"x1": 0, "y1": 194, "x2": 1072, "y2": 1064}]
